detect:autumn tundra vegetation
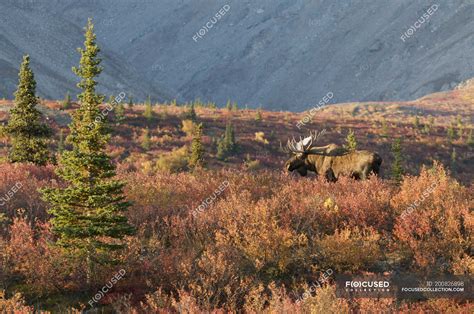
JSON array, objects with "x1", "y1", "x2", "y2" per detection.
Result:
[{"x1": 0, "y1": 20, "x2": 473, "y2": 313}]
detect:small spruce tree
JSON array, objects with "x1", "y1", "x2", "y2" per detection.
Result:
[
  {"x1": 184, "y1": 103, "x2": 197, "y2": 121},
  {"x1": 62, "y1": 91, "x2": 72, "y2": 109},
  {"x1": 226, "y1": 100, "x2": 232, "y2": 111},
  {"x1": 189, "y1": 123, "x2": 205, "y2": 168},
  {"x1": 413, "y1": 116, "x2": 420, "y2": 130},
  {"x1": 255, "y1": 110, "x2": 262, "y2": 121},
  {"x1": 5, "y1": 55, "x2": 51, "y2": 165},
  {"x1": 217, "y1": 121, "x2": 237, "y2": 160},
  {"x1": 450, "y1": 147, "x2": 457, "y2": 171},
  {"x1": 447, "y1": 123, "x2": 456, "y2": 143},
  {"x1": 344, "y1": 129, "x2": 357, "y2": 152},
  {"x1": 225, "y1": 121, "x2": 236, "y2": 149},
  {"x1": 127, "y1": 95, "x2": 133, "y2": 108},
  {"x1": 381, "y1": 119, "x2": 389, "y2": 138},
  {"x1": 115, "y1": 102, "x2": 125, "y2": 124},
  {"x1": 141, "y1": 128, "x2": 151, "y2": 151},
  {"x1": 456, "y1": 116, "x2": 464, "y2": 140},
  {"x1": 143, "y1": 96, "x2": 153, "y2": 122},
  {"x1": 41, "y1": 19, "x2": 135, "y2": 283},
  {"x1": 390, "y1": 138, "x2": 404, "y2": 183}
]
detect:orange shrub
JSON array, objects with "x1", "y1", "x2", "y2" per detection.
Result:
[
  {"x1": 0, "y1": 161, "x2": 471, "y2": 311},
  {"x1": 0, "y1": 290, "x2": 33, "y2": 313},
  {"x1": 6, "y1": 214, "x2": 83, "y2": 296},
  {"x1": 315, "y1": 227, "x2": 383, "y2": 272},
  {"x1": 0, "y1": 163, "x2": 56, "y2": 222},
  {"x1": 392, "y1": 162, "x2": 473, "y2": 273}
]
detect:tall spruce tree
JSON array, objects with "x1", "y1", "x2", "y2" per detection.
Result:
[
  {"x1": 5, "y1": 55, "x2": 51, "y2": 165},
  {"x1": 41, "y1": 19, "x2": 135, "y2": 276}
]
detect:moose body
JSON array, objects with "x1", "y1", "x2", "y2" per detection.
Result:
[{"x1": 285, "y1": 131, "x2": 382, "y2": 181}]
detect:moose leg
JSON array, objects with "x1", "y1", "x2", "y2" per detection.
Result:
[{"x1": 324, "y1": 169, "x2": 337, "y2": 182}]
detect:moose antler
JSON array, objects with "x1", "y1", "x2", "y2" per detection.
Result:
[{"x1": 287, "y1": 129, "x2": 326, "y2": 153}]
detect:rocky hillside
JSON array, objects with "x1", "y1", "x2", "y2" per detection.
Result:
[{"x1": 1, "y1": 0, "x2": 473, "y2": 110}]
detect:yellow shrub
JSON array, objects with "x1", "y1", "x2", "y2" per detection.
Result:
[
  {"x1": 0, "y1": 291, "x2": 32, "y2": 313},
  {"x1": 300, "y1": 285, "x2": 350, "y2": 314},
  {"x1": 255, "y1": 131, "x2": 269, "y2": 144},
  {"x1": 316, "y1": 227, "x2": 382, "y2": 272},
  {"x1": 181, "y1": 119, "x2": 195, "y2": 137},
  {"x1": 155, "y1": 146, "x2": 189, "y2": 173}
]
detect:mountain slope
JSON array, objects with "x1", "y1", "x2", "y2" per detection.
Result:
[
  {"x1": 1, "y1": 0, "x2": 473, "y2": 110},
  {"x1": 0, "y1": 1, "x2": 171, "y2": 102}
]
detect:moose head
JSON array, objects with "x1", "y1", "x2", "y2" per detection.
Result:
[{"x1": 284, "y1": 129, "x2": 327, "y2": 176}]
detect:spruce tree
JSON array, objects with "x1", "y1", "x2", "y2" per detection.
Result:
[
  {"x1": 381, "y1": 119, "x2": 389, "y2": 138},
  {"x1": 127, "y1": 95, "x2": 133, "y2": 109},
  {"x1": 189, "y1": 123, "x2": 205, "y2": 168},
  {"x1": 62, "y1": 91, "x2": 72, "y2": 109},
  {"x1": 413, "y1": 116, "x2": 420, "y2": 130},
  {"x1": 447, "y1": 123, "x2": 455, "y2": 143},
  {"x1": 186, "y1": 103, "x2": 197, "y2": 121},
  {"x1": 226, "y1": 100, "x2": 232, "y2": 111},
  {"x1": 216, "y1": 138, "x2": 227, "y2": 160},
  {"x1": 344, "y1": 129, "x2": 357, "y2": 152},
  {"x1": 143, "y1": 96, "x2": 153, "y2": 122},
  {"x1": 255, "y1": 110, "x2": 262, "y2": 121},
  {"x1": 390, "y1": 138, "x2": 404, "y2": 183},
  {"x1": 225, "y1": 121, "x2": 236, "y2": 150},
  {"x1": 41, "y1": 19, "x2": 135, "y2": 276},
  {"x1": 5, "y1": 55, "x2": 51, "y2": 165},
  {"x1": 217, "y1": 121, "x2": 236, "y2": 160},
  {"x1": 115, "y1": 102, "x2": 125, "y2": 124},
  {"x1": 450, "y1": 147, "x2": 457, "y2": 171},
  {"x1": 141, "y1": 128, "x2": 151, "y2": 151},
  {"x1": 456, "y1": 116, "x2": 464, "y2": 140}
]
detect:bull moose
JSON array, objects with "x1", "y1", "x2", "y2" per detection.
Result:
[{"x1": 284, "y1": 130, "x2": 381, "y2": 181}]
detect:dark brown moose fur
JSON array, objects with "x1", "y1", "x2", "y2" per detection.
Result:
[{"x1": 285, "y1": 144, "x2": 382, "y2": 181}]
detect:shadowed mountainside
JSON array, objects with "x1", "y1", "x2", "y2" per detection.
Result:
[{"x1": 1, "y1": 0, "x2": 474, "y2": 110}]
